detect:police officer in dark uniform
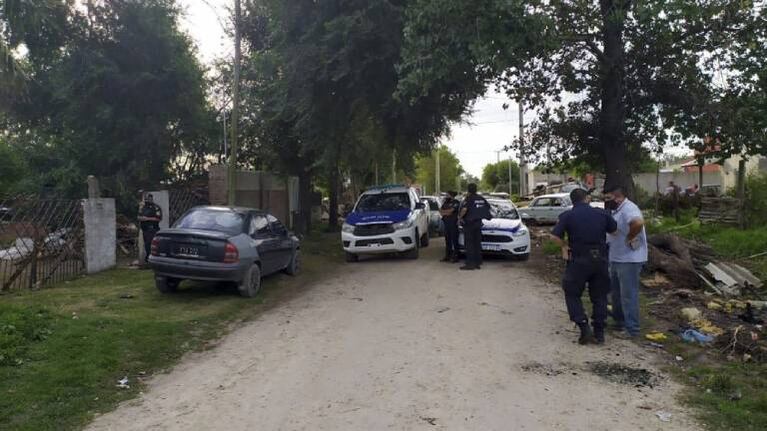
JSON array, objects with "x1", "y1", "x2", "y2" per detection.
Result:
[
  {"x1": 439, "y1": 191, "x2": 461, "y2": 262},
  {"x1": 458, "y1": 183, "x2": 491, "y2": 271},
  {"x1": 550, "y1": 188, "x2": 617, "y2": 344},
  {"x1": 138, "y1": 193, "x2": 162, "y2": 264}
]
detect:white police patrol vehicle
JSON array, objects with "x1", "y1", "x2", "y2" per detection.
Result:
[
  {"x1": 458, "y1": 198, "x2": 531, "y2": 260},
  {"x1": 341, "y1": 185, "x2": 430, "y2": 262}
]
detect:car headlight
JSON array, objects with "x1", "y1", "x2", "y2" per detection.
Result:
[
  {"x1": 342, "y1": 223, "x2": 355, "y2": 233},
  {"x1": 513, "y1": 228, "x2": 528, "y2": 237},
  {"x1": 392, "y1": 219, "x2": 413, "y2": 230}
]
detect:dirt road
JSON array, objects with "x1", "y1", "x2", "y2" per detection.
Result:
[{"x1": 88, "y1": 244, "x2": 697, "y2": 431}]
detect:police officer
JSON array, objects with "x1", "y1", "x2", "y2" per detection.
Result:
[
  {"x1": 439, "y1": 191, "x2": 461, "y2": 262},
  {"x1": 458, "y1": 183, "x2": 491, "y2": 271},
  {"x1": 550, "y1": 188, "x2": 617, "y2": 344},
  {"x1": 138, "y1": 193, "x2": 162, "y2": 264}
]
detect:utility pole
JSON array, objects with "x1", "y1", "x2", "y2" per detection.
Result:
[
  {"x1": 518, "y1": 101, "x2": 527, "y2": 197},
  {"x1": 221, "y1": 111, "x2": 227, "y2": 160},
  {"x1": 508, "y1": 154, "x2": 513, "y2": 197},
  {"x1": 392, "y1": 150, "x2": 396, "y2": 183},
  {"x1": 435, "y1": 148, "x2": 441, "y2": 194},
  {"x1": 227, "y1": 0, "x2": 242, "y2": 206}
]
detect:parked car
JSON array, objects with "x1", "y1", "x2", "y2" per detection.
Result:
[
  {"x1": 518, "y1": 193, "x2": 572, "y2": 224},
  {"x1": 149, "y1": 206, "x2": 299, "y2": 298},
  {"x1": 420, "y1": 195, "x2": 444, "y2": 235},
  {"x1": 341, "y1": 185, "x2": 429, "y2": 261},
  {"x1": 458, "y1": 199, "x2": 531, "y2": 260}
]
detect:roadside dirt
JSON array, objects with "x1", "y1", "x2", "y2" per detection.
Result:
[{"x1": 88, "y1": 243, "x2": 698, "y2": 430}]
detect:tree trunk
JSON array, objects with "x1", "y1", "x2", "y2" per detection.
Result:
[
  {"x1": 327, "y1": 164, "x2": 340, "y2": 231},
  {"x1": 296, "y1": 170, "x2": 312, "y2": 235},
  {"x1": 599, "y1": 0, "x2": 634, "y2": 198}
]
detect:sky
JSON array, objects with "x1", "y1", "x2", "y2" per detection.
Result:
[{"x1": 176, "y1": 1, "x2": 686, "y2": 179}]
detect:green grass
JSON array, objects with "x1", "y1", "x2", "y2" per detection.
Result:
[
  {"x1": 0, "y1": 231, "x2": 344, "y2": 431},
  {"x1": 542, "y1": 238, "x2": 562, "y2": 256}
]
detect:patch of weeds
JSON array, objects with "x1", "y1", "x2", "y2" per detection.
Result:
[{"x1": 0, "y1": 305, "x2": 53, "y2": 366}]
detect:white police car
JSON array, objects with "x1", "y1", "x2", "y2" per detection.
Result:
[
  {"x1": 341, "y1": 185, "x2": 430, "y2": 262},
  {"x1": 458, "y1": 199, "x2": 531, "y2": 260}
]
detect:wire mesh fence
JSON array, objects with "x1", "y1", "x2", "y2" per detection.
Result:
[
  {"x1": 0, "y1": 198, "x2": 85, "y2": 291},
  {"x1": 169, "y1": 187, "x2": 209, "y2": 226}
]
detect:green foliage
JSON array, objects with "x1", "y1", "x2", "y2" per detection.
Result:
[
  {"x1": 414, "y1": 146, "x2": 464, "y2": 193},
  {"x1": 744, "y1": 174, "x2": 767, "y2": 226},
  {"x1": 2, "y1": 0, "x2": 216, "y2": 198},
  {"x1": 542, "y1": 238, "x2": 561, "y2": 256},
  {"x1": 684, "y1": 363, "x2": 767, "y2": 431},
  {"x1": 481, "y1": 159, "x2": 520, "y2": 193},
  {"x1": 0, "y1": 305, "x2": 52, "y2": 366},
  {"x1": 398, "y1": 0, "x2": 764, "y2": 193},
  {"x1": 0, "y1": 138, "x2": 26, "y2": 197}
]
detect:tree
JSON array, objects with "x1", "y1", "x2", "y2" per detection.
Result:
[
  {"x1": 481, "y1": 159, "x2": 520, "y2": 194},
  {"x1": 415, "y1": 146, "x2": 464, "y2": 194},
  {"x1": 2, "y1": 0, "x2": 215, "y2": 202},
  {"x1": 398, "y1": 0, "x2": 762, "y2": 197},
  {"x1": 242, "y1": 0, "x2": 473, "y2": 230}
]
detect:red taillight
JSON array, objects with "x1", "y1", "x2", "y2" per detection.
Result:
[
  {"x1": 223, "y1": 242, "x2": 239, "y2": 263},
  {"x1": 150, "y1": 237, "x2": 160, "y2": 256}
]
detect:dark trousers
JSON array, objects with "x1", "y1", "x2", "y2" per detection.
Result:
[
  {"x1": 142, "y1": 228, "x2": 158, "y2": 262},
  {"x1": 562, "y1": 257, "x2": 610, "y2": 327},
  {"x1": 463, "y1": 220, "x2": 483, "y2": 268},
  {"x1": 443, "y1": 219, "x2": 459, "y2": 258}
]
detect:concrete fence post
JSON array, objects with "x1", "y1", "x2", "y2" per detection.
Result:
[{"x1": 83, "y1": 198, "x2": 116, "y2": 274}]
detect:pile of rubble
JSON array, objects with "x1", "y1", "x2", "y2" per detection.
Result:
[{"x1": 644, "y1": 233, "x2": 766, "y2": 362}]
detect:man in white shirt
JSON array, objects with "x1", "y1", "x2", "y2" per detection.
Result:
[{"x1": 604, "y1": 185, "x2": 647, "y2": 337}]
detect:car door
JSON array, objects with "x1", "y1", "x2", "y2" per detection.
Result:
[
  {"x1": 266, "y1": 214, "x2": 294, "y2": 270},
  {"x1": 249, "y1": 212, "x2": 281, "y2": 275},
  {"x1": 551, "y1": 198, "x2": 570, "y2": 221},
  {"x1": 529, "y1": 198, "x2": 551, "y2": 222}
]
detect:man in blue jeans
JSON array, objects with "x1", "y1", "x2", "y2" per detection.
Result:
[{"x1": 604, "y1": 185, "x2": 647, "y2": 337}]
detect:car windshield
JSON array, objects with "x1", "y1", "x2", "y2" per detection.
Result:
[
  {"x1": 355, "y1": 192, "x2": 411, "y2": 212},
  {"x1": 490, "y1": 202, "x2": 520, "y2": 220},
  {"x1": 174, "y1": 209, "x2": 245, "y2": 234}
]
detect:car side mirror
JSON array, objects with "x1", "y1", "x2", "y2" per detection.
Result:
[{"x1": 415, "y1": 202, "x2": 425, "y2": 210}]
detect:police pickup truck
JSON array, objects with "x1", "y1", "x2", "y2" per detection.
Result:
[{"x1": 341, "y1": 185, "x2": 430, "y2": 262}]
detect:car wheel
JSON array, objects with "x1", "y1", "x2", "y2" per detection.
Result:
[
  {"x1": 155, "y1": 276, "x2": 180, "y2": 294},
  {"x1": 237, "y1": 264, "x2": 262, "y2": 298},
  {"x1": 345, "y1": 252, "x2": 359, "y2": 263},
  {"x1": 285, "y1": 249, "x2": 300, "y2": 275},
  {"x1": 404, "y1": 234, "x2": 420, "y2": 259},
  {"x1": 420, "y1": 231, "x2": 430, "y2": 247}
]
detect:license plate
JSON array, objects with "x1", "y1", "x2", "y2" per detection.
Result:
[
  {"x1": 482, "y1": 244, "x2": 502, "y2": 251},
  {"x1": 176, "y1": 246, "x2": 199, "y2": 256}
]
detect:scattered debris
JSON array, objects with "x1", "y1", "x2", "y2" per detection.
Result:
[
  {"x1": 645, "y1": 331, "x2": 668, "y2": 342},
  {"x1": 655, "y1": 411, "x2": 673, "y2": 422},
  {"x1": 119, "y1": 293, "x2": 135, "y2": 299},
  {"x1": 116, "y1": 376, "x2": 130, "y2": 389},
  {"x1": 705, "y1": 261, "x2": 763, "y2": 295},
  {"x1": 680, "y1": 329, "x2": 714, "y2": 345},
  {"x1": 588, "y1": 362, "x2": 657, "y2": 388},
  {"x1": 348, "y1": 297, "x2": 363, "y2": 302},
  {"x1": 420, "y1": 417, "x2": 437, "y2": 426},
  {"x1": 675, "y1": 356, "x2": 684, "y2": 361},
  {"x1": 436, "y1": 306, "x2": 450, "y2": 313},
  {"x1": 72, "y1": 312, "x2": 79, "y2": 320},
  {"x1": 737, "y1": 303, "x2": 764, "y2": 325},
  {"x1": 707, "y1": 301, "x2": 723, "y2": 311},
  {"x1": 642, "y1": 273, "x2": 671, "y2": 289},
  {"x1": 680, "y1": 308, "x2": 701, "y2": 322}
]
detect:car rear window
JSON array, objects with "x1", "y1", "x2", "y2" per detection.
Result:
[{"x1": 174, "y1": 209, "x2": 245, "y2": 235}]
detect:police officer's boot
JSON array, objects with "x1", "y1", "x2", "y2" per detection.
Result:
[
  {"x1": 593, "y1": 324, "x2": 605, "y2": 345},
  {"x1": 577, "y1": 321, "x2": 596, "y2": 345}
]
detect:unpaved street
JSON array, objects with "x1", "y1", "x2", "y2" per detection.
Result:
[{"x1": 88, "y1": 244, "x2": 697, "y2": 431}]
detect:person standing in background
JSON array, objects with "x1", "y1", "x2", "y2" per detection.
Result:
[
  {"x1": 604, "y1": 185, "x2": 648, "y2": 338},
  {"x1": 439, "y1": 191, "x2": 461, "y2": 263},
  {"x1": 138, "y1": 192, "x2": 162, "y2": 265}
]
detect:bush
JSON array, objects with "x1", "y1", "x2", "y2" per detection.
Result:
[{"x1": 745, "y1": 174, "x2": 767, "y2": 227}]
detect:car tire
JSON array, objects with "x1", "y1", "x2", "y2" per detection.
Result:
[
  {"x1": 420, "y1": 231, "x2": 430, "y2": 248},
  {"x1": 285, "y1": 249, "x2": 300, "y2": 275},
  {"x1": 155, "y1": 276, "x2": 180, "y2": 294},
  {"x1": 345, "y1": 252, "x2": 359, "y2": 263},
  {"x1": 404, "y1": 233, "x2": 420, "y2": 259},
  {"x1": 237, "y1": 264, "x2": 262, "y2": 298}
]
